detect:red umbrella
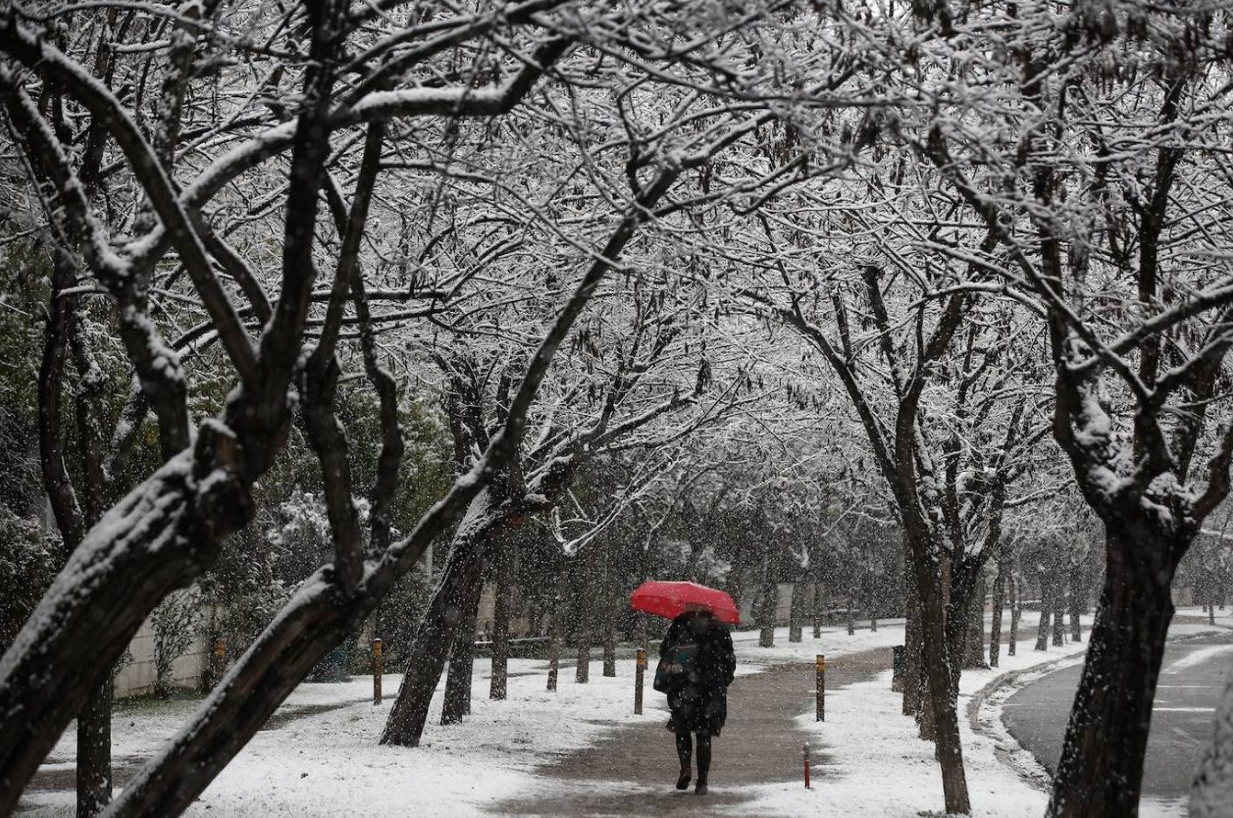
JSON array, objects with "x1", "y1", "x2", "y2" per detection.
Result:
[{"x1": 630, "y1": 580, "x2": 741, "y2": 625}]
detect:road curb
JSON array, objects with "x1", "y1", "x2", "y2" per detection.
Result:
[{"x1": 968, "y1": 627, "x2": 1230, "y2": 793}]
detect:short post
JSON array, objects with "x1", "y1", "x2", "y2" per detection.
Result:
[
  {"x1": 634, "y1": 648, "x2": 646, "y2": 715},
  {"x1": 803, "y1": 741, "x2": 811, "y2": 789},
  {"x1": 372, "y1": 638, "x2": 384, "y2": 705},
  {"x1": 815, "y1": 654, "x2": 826, "y2": 722}
]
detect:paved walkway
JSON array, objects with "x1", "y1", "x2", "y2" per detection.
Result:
[{"x1": 497, "y1": 646, "x2": 893, "y2": 817}]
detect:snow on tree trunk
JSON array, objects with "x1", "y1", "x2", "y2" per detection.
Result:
[
  {"x1": 442, "y1": 567, "x2": 482, "y2": 724},
  {"x1": 1052, "y1": 570, "x2": 1067, "y2": 647}
]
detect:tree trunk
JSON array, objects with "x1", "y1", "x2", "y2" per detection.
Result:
[
  {"x1": 489, "y1": 540, "x2": 514, "y2": 701},
  {"x1": 442, "y1": 566, "x2": 482, "y2": 724},
  {"x1": 575, "y1": 626, "x2": 592, "y2": 684},
  {"x1": 1068, "y1": 561, "x2": 1084, "y2": 643},
  {"x1": 788, "y1": 580, "x2": 804, "y2": 642},
  {"x1": 1035, "y1": 575, "x2": 1052, "y2": 651},
  {"x1": 847, "y1": 591, "x2": 856, "y2": 636},
  {"x1": 902, "y1": 551, "x2": 923, "y2": 717},
  {"x1": 1008, "y1": 571, "x2": 1020, "y2": 656},
  {"x1": 758, "y1": 546, "x2": 777, "y2": 647},
  {"x1": 916, "y1": 567, "x2": 970, "y2": 814},
  {"x1": 963, "y1": 570, "x2": 987, "y2": 669},
  {"x1": 1052, "y1": 570, "x2": 1066, "y2": 647},
  {"x1": 1046, "y1": 531, "x2": 1176, "y2": 818},
  {"x1": 76, "y1": 679, "x2": 112, "y2": 818},
  {"x1": 601, "y1": 538, "x2": 617, "y2": 678},
  {"x1": 811, "y1": 581, "x2": 823, "y2": 638},
  {"x1": 990, "y1": 560, "x2": 1007, "y2": 669},
  {"x1": 382, "y1": 536, "x2": 485, "y2": 746}
]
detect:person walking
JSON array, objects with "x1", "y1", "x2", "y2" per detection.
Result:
[{"x1": 657, "y1": 610, "x2": 736, "y2": 795}]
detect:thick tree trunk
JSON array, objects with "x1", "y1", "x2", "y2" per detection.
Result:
[
  {"x1": 1008, "y1": 571, "x2": 1020, "y2": 656},
  {"x1": 76, "y1": 679, "x2": 112, "y2": 818},
  {"x1": 1046, "y1": 531, "x2": 1176, "y2": 818},
  {"x1": 990, "y1": 561, "x2": 1007, "y2": 668},
  {"x1": 963, "y1": 570, "x2": 987, "y2": 669},
  {"x1": 442, "y1": 568, "x2": 482, "y2": 724},
  {"x1": 489, "y1": 541, "x2": 514, "y2": 701},
  {"x1": 916, "y1": 566, "x2": 970, "y2": 814},
  {"x1": 902, "y1": 553, "x2": 923, "y2": 717},
  {"x1": 382, "y1": 536, "x2": 484, "y2": 746}
]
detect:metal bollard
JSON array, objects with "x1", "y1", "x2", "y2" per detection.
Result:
[
  {"x1": 634, "y1": 648, "x2": 646, "y2": 715},
  {"x1": 803, "y1": 741, "x2": 811, "y2": 789},
  {"x1": 815, "y1": 654, "x2": 826, "y2": 722},
  {"x1": 372, "y1": 638, "x2": 383, "y2": 705}
]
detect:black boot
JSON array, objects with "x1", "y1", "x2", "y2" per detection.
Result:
[
  {"x1": 674, "y1": 721, "x2": 692, "y2": 790},
  {"x1": 695, "y1": 733, "x2": 711, "y2": 795}
]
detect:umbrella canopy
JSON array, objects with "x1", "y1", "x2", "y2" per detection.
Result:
[{"x1": 629, "y1": 580, "x2": 740, "y2": 625}]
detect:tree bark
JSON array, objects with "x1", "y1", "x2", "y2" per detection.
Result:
[
  {"x1": 1035, "y1": 574, "x2": 1052, "y2": 651},
  {"x1": 788, "y1": 579, "x2": 805, "y2": 642},
  {"x1": 442, "y1": 565, "x2": 482, "y2": 724},
  {"x1": 990, "y1": 560, "x2": 1007, "y2": 668},
  {"x1": 1052, "y1": 569, "x2": 1067, "y2": 647},
  {"x1": 76, "y1": 679, "x2": 112, "y2": 818},
  {"x1": 812, "y1": 580, "x2": 823, "y2": 638},
  {"x1": 1068, "y1": 560, "x2": 1084, "y2": 642},
  {"x1": 1046, "y1": 531, "x2": 1176, "y2": 818},
  {"x1": 489, "y1": 540, "x2": 514, "y2": 700},
  {"x1": 382, "y1": 535, "x2": 485, "y2": 746},
  {"x1": 963, "y1": 570, "x2": 987, "y2": 669},
  {"x1": 902, "y1": 551, "x2": 923, "y2": 717},
  {"x1": 915, "y1": 563, "x2": 970, "y2": 814},
  {"x1": 1008, "y1": 571, "x2": 1020, "y2": 656},
  {"x1": 601, "y1": 537, "x2": 617, "y2": 678},
  {"x1": 758, "y1": 543, "x2": 777, "y2": 647}
]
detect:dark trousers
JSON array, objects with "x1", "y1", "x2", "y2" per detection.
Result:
[{"x1": 673, "y1": 720, "x2": 712, "y2": 780}]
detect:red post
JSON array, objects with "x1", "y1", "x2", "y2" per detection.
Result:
[{"x1": 803, "y1": 741, "x2": 811, "y2": 789}]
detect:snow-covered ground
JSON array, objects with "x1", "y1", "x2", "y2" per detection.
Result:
[
  {"x1": 21, "y1": 621, "x2": 899, "y2": 817},
  {"x1": 21, "y1": 608, "x2": 1230, "y2": 817}
]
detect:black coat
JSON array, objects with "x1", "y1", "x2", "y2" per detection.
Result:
[{"x1": 658, "y1": 613, "x2": 736, "y2": 736}]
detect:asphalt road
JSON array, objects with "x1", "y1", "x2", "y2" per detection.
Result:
[{"x1": 1002, "y1": 630, "x2": 1233, "y2": 799}]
